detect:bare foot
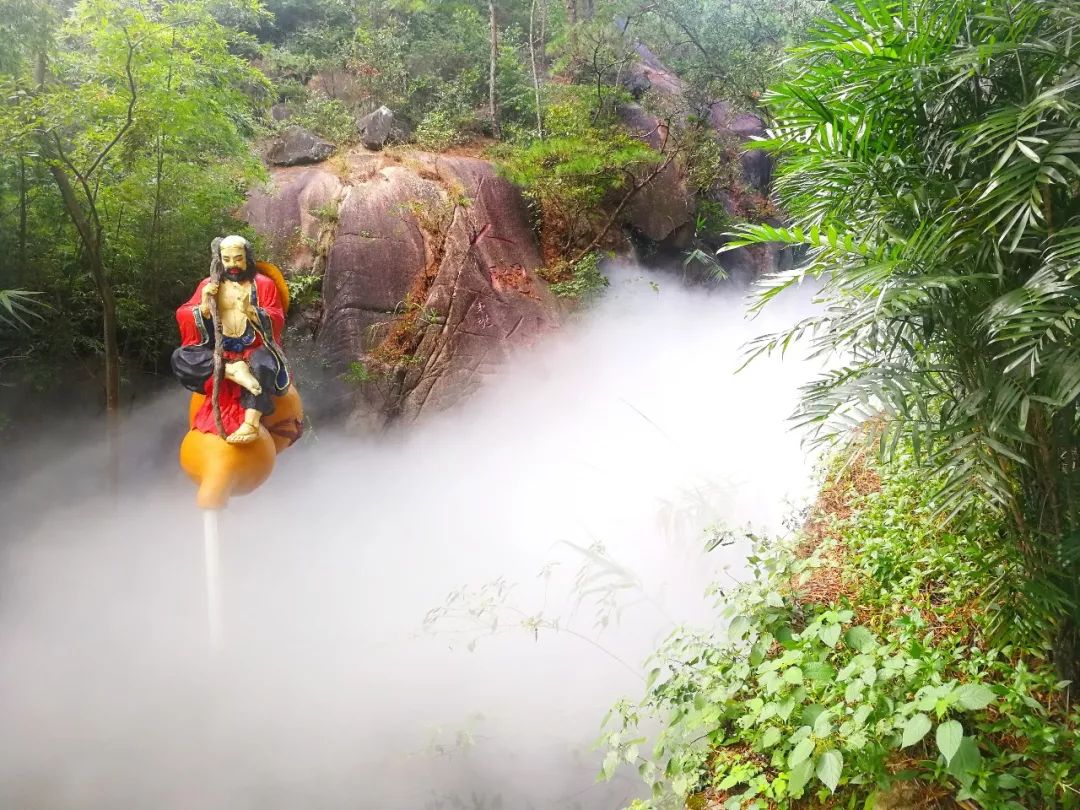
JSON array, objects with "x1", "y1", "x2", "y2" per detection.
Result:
[
  {"x1": 225, "y1": 361, "x2": 262, "y2": 396},
  {"x1": 226, "y1": 421, "x2": 260, "y2": 445}
]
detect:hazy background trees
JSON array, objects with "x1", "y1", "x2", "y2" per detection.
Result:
[
  {"x1": 0, "y1": 0, "x2": 267, "y2": 411},
  {"x1": 0, "y1": 0, "x2": 810, "y2": 411}
]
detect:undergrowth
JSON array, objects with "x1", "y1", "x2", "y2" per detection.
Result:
[
  {"x1": 601, "y1": 447, "x2": 1080, "y2": 809},
  {"x1": 542, "y1": 252, "x2": 609, "y2": 301}
]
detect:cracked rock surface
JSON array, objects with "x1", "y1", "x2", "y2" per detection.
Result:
[{"x1": 243, "y1": 150, "x2": 561, "y2": 431}]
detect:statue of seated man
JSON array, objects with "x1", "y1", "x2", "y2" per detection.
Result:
[{"x1": 171, "y1": 235, "x2": 290, "y2": 445}]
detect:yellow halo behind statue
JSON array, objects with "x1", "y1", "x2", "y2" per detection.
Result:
[{"x1": 255, "y1": 261, "x2": 290, "y2": 312}]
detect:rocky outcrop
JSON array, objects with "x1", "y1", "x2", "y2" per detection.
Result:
[
  {"x1": 244, "y1": 167, "x2": 343, "y2": 294},
  {"x1": 243, "y1": 151, "x2": 560, "y2": 430},
  {"x1": 618, "y1": 104, "x2": 696, "y2": 247},
  {"x1": 624, "y1": 42, "x2": 688, "y2": 100},
  {"x1": 617, "y1": 51, "x2": 789, "y2": 277},
  {"x1": 369, "y1": 155, "x2": 559, "y2": 426},
  {"x1": 710, "y1": 107, "x2": 772, "y2": 192},
  {"x1": 621, "y1": 50, "x2": 776, "y2": 199},
  {"x1": 265, "y1": 126, "x2": 336, "y2": 166},
  {"x1": 356, "y1": 106, "x2": 395, "y2": 150}
]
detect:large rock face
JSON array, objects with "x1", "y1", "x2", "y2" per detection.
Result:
[
  {"x1": 617, "y1": 54, "x2": 789, "y2": 277},
  {"x1": 624, "y1": 43, "x2": 688, "y2": 100},
  {"x1": 710, "y1": 107, "x2": 772, "y2": 192},
  {"x1": 243, "y1": 150, "x2": 560, "y2": 431},
  {"x1": 618, "y1": 104, "x2": 696, "y2": 246}
]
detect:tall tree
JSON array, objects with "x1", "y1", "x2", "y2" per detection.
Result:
[
  {"x1": 17, "y1": 0, "x2": 267, "y2": 417},
  {"x1": 734, "y1": 0, "x2": 1080, "y2": 672},
  {"x1": 528, "y1": 0, "x2": 546, "y2": 138},
  {"x1": 489, "y1": 0, "x2": 501, "y2": 137}
]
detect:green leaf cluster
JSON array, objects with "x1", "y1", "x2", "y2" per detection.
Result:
[
  {"x1": 280, "y1": 94, "x2": 357, "y2": 144},
  {"x1": 729, "y1": 0, "x2": 1080, "y2": 651},
  {"x1": 547, "y1": 251, "x2": 609, "y2": 301},
  {"x1": 601, "y1": 448, "x2": 1080, "y2": 809},
  {"x1": 496, "y1": 85, "x2": 657, "y2": 254}
]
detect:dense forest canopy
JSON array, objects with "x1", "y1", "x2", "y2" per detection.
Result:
[{"x1": 0, "y1": 0, "x2": 814, "y2": 417}]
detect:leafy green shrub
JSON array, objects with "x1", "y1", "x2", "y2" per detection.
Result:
[
  {"x1": 344, "y1": 7, "x2": 488, "y2": 127},
  {"x1": 412, "y1": 67, "x2": 486, "y2": 151},
  {"x1": 287, "y1": 94, "x2": 355, "y2": 144},
  {"x1": 348, "y1": 21, "x2": 421, "y2": 114},
  {"x1": 415, "y1": 108, "x2": 467, "y2": 152},
  {"x1": 273, "y1": 77, "x2": 308, "y2": 104},
  {"x1": 308, "y1": 200, "x2": 339, "y2": 223},
  {"x1": 497, "y1": 86, "x2": 658, "y2": 254},
  {"x1": 285, "y1": 272, "x2": 322, "y2": 311},
  {"x1": 545, "y1": 252, "x2": 608, "y2": 301},
  {"x1": 343, "y1": 360, "x2": 373, "y2": 384},
  {"x1": 259, "y1": 35, "x2": 325, "y2": 88},
  {"x1": 602, "y1": 449, "x2": 1080, "y2": 809}
]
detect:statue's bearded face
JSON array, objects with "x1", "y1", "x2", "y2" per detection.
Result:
[{"x1": 220, "y1": 243, "x2": 254, "y2": 280}]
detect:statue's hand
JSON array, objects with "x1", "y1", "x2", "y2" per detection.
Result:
[
  {"x1": 244, "y1": 298, "x2": 260, "y2": 323},
  {"x1": 200, "y1": 282, "x2": 219, "y2": 318}
]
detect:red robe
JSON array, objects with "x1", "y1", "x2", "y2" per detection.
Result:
[{"x1": 176, "y1": 273, "x2": 288, "y2": 434}]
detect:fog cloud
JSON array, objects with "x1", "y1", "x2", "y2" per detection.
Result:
[{"x1": 0, "y1": 267, "x2": 819, "y2": 809}]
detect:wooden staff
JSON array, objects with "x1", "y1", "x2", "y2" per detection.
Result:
[{"x1": 208, "y1": 237, "x2": 226, "y2": 438}]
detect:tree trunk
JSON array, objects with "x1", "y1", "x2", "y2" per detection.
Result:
[
  {"x1": 48, "y1": 164, "x2": 120, "y2": 417},
  {"x1": 48, "y1": 162, "x2": 121, "y2": 493},
  {"x1": 540, "y1": 0, "x2": 548, "y2": 61},
  {"x1": 18, "y1": 156, "x2": 27, "y2": 269},
  {"x1": 489, "y1": 0, "x2": 501, "y2": 138},
  {"x1": 37, "y1": 28, "x2": 134, "y2": 428},
  {"x1": 529, "y1": 0, "x2": 545, "y2": 139}
]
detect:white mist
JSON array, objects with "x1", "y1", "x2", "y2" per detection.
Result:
[{"x1": 0, "y1": 267, "x2": 818, "y2": 809}]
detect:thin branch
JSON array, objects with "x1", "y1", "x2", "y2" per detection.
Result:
[
  {"x1": 571, "y1": 135, "x2": 682, "y2": 264},
  {"x1": 85, "y1": 27, "x2": 138, "y2": 180},
  {"x1": 52, "y1": 130, "x2": 104, "y2": 240},
  {"x1": 48, "y1": 132, "x2": 99, "y2": 262}
]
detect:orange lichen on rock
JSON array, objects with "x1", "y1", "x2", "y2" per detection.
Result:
[{"x1": 489, "y1": 264, "x2": 537, "y2": 298}]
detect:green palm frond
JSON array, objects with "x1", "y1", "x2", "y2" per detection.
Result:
[
  {"x1": 738, "y1": 0, "x2": 1080, "y2": 637},
  {"x1": 0, "y1": 289, "x2": 44, "y2": 329}
]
